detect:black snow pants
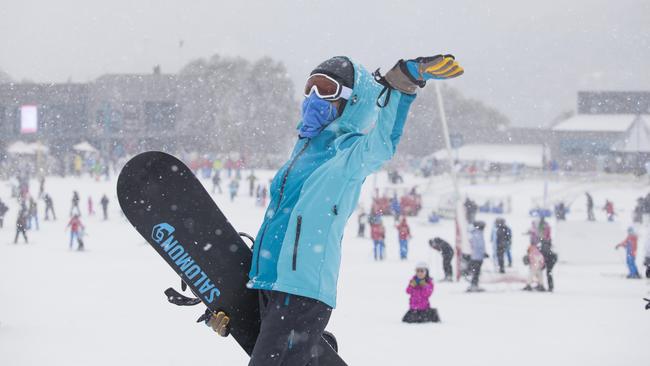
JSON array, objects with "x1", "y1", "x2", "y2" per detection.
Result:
[
  {"x1": 249, "y1": 290, "x2": 332, "y2": 366},
  {"x1": 442, "y1": 252, "x2": 454, "y2": 279}
]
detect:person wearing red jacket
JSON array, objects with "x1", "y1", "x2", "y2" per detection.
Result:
[
  {"x1": 370, "y1": 222, "x2": 386, "y2": 261},
  {"x1": 66, "y1": 214, "x2": 85, "y2": 251},
  {"x1": 615, "y1": 227, "x2": 640, "y2": 278},
  {"x1": 396, "y1": 216, "x2": 411, "y2": 260}
]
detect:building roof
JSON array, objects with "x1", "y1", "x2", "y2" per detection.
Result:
[
  {"x1": 611, "y1": 117, "x2": 650, "y2": 153},
  {"x1": 552, "y1": 114, "x2": 644, "y2": 132},
  {"x1": 432, "y1": 144, "x2": 544, "y2": 167}
]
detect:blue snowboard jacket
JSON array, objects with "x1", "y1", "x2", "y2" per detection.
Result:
[{"x1": 247, "y1": 60, "x2": 416, "y2": 308}]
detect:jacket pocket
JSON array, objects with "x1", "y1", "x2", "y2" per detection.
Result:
[{"x1": 292, "y1": 216, "x2": 302, "y2": 271}]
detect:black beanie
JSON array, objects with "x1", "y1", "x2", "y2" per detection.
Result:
[{"x1": 310, "y1": 56, "x2": 355, "y2": 89}]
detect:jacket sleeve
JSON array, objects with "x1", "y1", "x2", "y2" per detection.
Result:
[
  {"x1": 343, "y1": 91, "x2": 416, "y2": 179},
  {"x1": 422, "y1": 281, "x2": 433, "y2": 297}
]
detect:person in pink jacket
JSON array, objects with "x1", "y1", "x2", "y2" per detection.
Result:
[
  {"x1": 523, "y1": 242, "x2": 546, "y2": 291},
  {"x1": 402, "y1": 263, "x2": 440, "y2": 323}
]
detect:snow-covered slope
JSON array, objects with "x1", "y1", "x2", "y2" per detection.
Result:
[{"x1": 0, "y1": 171, "x2": 648, "y2": 365}]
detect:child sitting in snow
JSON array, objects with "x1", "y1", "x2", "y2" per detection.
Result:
[
  {"x1": 523, "y1": 241, "x2": 546, "y2": 291},
  {"x1": 402, "y1": 263, "x2": 440, "y2": 323}
]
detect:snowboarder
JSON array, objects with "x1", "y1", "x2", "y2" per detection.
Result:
[
  {"x1": 523, "y1": 240, "x2": 546, "y2": 291},
  {"x1": 205, "y1": 54, "x2": 463, "y2": 364},
  {"x1": 429, "y1": 237, "x2": 454, "y2": 281},
  {"x1": 494, "y1": 218, "x2": 512, "y2": 273},
  {"x1": 66, "y1": 214, "x2": 85, "y2": 251},
  {"x1": 402, "y1": 263, "x2": 440, "y2": 323},
  {"x1": 0, "y1": 199, "x2": 8, "y2": 228},
  {"x1": 14, "y1": 205, "x2": 28, "y2": 244},
  {"x1": 468, "y1": 221, "x2": 486, "y2": 292},
  {"x1": 211, "y1": 170, "x2": 222, "y2": 194},
  {"x1": 615, "y1": 227, "x2": 640, "y2": 278},
  {"x1": 357, "y1": 209, "x2": 367, "y2": 237},
  {"x1": 586, "y1": 192, "x2": 595, "y2": 221},
  {"x1": 100, "y1": 194, "x2": 109, "y2": 220},
  {"x1": 228, "y1": 179, "x2": 239, "y2": 202},
  {"x1": 28, "y1": 197, "x2": 39, "y2": 231},
  {"x1": 603, "y1": 200, "x2": 615, "y2": 222},
  {"x1": 43, "y1": 193, "x2": 56, "y2": 221},
  {"x1": 396, "y1": 216, "x2": 411, "y2": 259},
  {"x1": 70, "y1": 191, "x2": 80, "y2": 217},
  {"x1": 371, "y1": 222, "x2": 386, "y2": 261}
]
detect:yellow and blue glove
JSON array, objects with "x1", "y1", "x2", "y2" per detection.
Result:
[{"x1": 383, "y1": 54, "x2": 464, "y2": 95}]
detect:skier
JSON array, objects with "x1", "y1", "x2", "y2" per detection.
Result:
[
  {"x1": 371, "y1": 221, "x2": 386, "y2": 261},
  {"x1": 70, "y1": 191, "x2": 80, "y2": 217},
  {"x1": 43, "y1": 193, "x2": 56, "y2": 221},
  {"x1": 464, "y1": 198, "x2": 478, "y2": 224},
  {"x1": 88, "y1": 196, "x2": 94, "y2": 216},
  {"x1": 357, "y1": 209, "x2": 367, "y2": 237},
  {"x1": 402, "y1": 263, "x2": 440, "y2": 323},
  {"x1": 211, "y1": 169, "x2": 222, "y2": 194},
  {"x1": 0, "y1": 199, "x2": 8, "y2": 228},
  {"x1": 467, "y1": 221, "x2": 486, "y2": 292},
  {"x1": 643, "y1": 232, "x2": 650, "y2": 279},
  {"x1": 429, "y1": 237, "x2": 454, "y2": 281},
  {"x1": 28, "y1": 197, "x2": 39, "y2": 231},
  {"x1": 554, "y1": 201, "x2": 567, "y2": 221},
  {"x1": 260, "y1": 185, "x2": 268, "y2": 207},
  {"x1": 205, "y1": 54, "x2": 463, "y2": 364},
  {"x1": 247, "y1": 171, "x2": 257, "y2": 197},
  {"x1": 14, "y1": 204, "x2": 28, "y2": 244},
  {"x1": 494, "y1": 218, "x2": 512, "y2": 273},
  {"x1": 66, "y1": 214, "x2": 85, "y2": 251},
  {"x1": 523, "y1": 240, "x2": 546, "y2": 291},
  {"x1": 38, "y1": 176, "x2": 45, "y2": 198},
  {"x1": 615, "y1": 227, "x2": 640, "y2": 278},
  {"x1": 228, "y1": 179, "x2": 239, "y2": 202},
  {"x1": 603, "y1": 200, "x2": 615, "y2": 222},
  {"x1": 396, "y1": 216, "x2": 411, "y2": 260},
  {"x1": 100, "y1": 194, "x2": 109, "y2": 220},
  {"x1": 390, "y1": 193, "x2": 401, "y2": 222},
  {"x1": 586, "y1": 192, "x2": 595, "y2": 221},
  {"x1": 538, "y1": 217, "x2": 557, "y2": 291}
]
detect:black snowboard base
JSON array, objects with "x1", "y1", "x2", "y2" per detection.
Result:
[{"x1": 117, "y1": 151, "x2": 346, "y2": 365}]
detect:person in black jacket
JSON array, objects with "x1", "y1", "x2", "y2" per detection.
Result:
[
  {"x1": 429, "y1": 237, "x2": 454, "y2": 281},
  {"x1": 43, "y1": 193, "x2": 56, "y2": 221},
  {"x1": 0, "y1": 199, "x2": 8, "y2": 228},
  {"x1": 14, "y1": 204, "x2": 28, "y2": 244},
  {"x1": 100, "y1": 194, "x2": 109, "y2": 220},
  {"x1": 494, "y1": 218, "x2": 512, "y2": 273}
]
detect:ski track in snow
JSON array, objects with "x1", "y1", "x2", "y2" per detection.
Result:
[{"x1": 0, "y1": 172, "x2": 648, "y2": 365}]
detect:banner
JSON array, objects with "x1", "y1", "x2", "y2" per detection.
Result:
[{"x1": 20, "y1": 105, "x2": 38, "y2": 134}]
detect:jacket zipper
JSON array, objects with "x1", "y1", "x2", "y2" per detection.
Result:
[
  {"x1": 255, "y1": 139, "x2": 311, "y2": 275},
  {"x1": 292, "y1": 216, "x2": 303, "y2": 271}
]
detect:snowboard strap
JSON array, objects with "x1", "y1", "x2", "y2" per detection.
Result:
[
  {"x1": 164, "y1": 287, "x2": 201, "y2": 306},
  {"x1": 238, "y1": 232, "x2": 255, "y2": 248}
]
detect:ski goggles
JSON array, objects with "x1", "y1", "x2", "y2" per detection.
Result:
[{"x1": 303, "y1": 73, "x2": 352, "y2": 101}]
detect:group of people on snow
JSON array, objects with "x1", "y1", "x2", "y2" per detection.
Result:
[{"x1": 1, "y1": 175, "x2": 112, "y2": 250}]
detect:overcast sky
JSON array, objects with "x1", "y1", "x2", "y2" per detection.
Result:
[{"x1": 1, "y1": 0, "x2": 648, "y2": 127}]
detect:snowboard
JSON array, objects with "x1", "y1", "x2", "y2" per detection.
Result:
[{"x1": 117, "y1": 151, "x2": 345, "y2": 365}]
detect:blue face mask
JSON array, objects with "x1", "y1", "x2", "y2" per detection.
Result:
[{"x1": 298, "y1": 93, "x2": 338, "y2": 138}]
